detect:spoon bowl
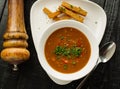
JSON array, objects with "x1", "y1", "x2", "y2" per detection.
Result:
[{"x1": 100, "y1": 42, "x2": 116, "y2": 63}]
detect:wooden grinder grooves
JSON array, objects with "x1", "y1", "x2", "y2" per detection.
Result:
[{"x1": 0, "y1": 0, "x2": 30, "y2": 70}]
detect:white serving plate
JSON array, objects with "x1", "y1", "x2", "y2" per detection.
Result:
[
  {"x1": 30, "y1": 0, "x2": 106, "y2": 52},
  {"x1": 30, "y1": 0, "x2": 107, "y2": 84}
]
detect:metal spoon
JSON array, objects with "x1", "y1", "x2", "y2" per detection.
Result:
[{"x1": 76, "y1": 41, "x2": 116, "y2": 89}]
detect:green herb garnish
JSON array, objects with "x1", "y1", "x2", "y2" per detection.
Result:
[
  {"x1": 70, "y1": 46, "x2": 82, "y2": 57},
  {"x1": 59, "y1": 7, "x2": 66, "y2": 12},
  {"x1": 63, "y1": 64, "x2": 68, "y2": 70},
  {"x1": 54, "y1": 46, "x2": 65, "y2": 55},
  {"x1": 70, "y1": 5, "x2": 73, "y2": 8},
  {"x1": 72, "y1": 61, "x2": 76, "y2": 65},
  {"x1": 60, "y1": 36, "x2": 64, "y2": 40},
  {"x1": 54, "y1": 46, "x2": 82, "y2": 58}
]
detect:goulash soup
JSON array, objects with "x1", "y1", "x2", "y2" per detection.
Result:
[{"x1": 45, "y1": 27, "x2": 91, "y2": 73}]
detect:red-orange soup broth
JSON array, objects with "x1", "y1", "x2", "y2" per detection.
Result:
[{"x1": 45, "y1": 27, "x2": 91, "y2": 73}]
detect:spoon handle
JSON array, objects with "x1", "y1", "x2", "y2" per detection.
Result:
[{"x1": 76, "y1": 60, "x2": 99, "y2": 89}]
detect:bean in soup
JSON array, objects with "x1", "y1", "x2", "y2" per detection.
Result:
[{"x1": 45, "y1": 27, "x2": 91, "y2": 73}]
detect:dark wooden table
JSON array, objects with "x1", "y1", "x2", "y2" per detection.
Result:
[{"x1": 0, "y1": 0, "x2": 120, "y2": 89}]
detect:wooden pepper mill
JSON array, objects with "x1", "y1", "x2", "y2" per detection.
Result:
[{"x1": 0, "y1": 0, "x2": 30, "y2": 71}]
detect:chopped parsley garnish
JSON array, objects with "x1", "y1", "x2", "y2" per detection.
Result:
[
  {"x1": 70, "y1": 46, "x2": 82, "y2": 57},
  {"x1": 60, "y1": 36, "x2": 64, "y2": 40},
  {"x1": 72, "y1": 61, "x2": 76, "y2": 65},
  {"x1": 54, "y1": 46, "x2": 82, "y2": 58},
  {"x1": 70, "y1": 5, "x2": 73, "y2": 8},
  {"x1": 63, "y1": 64, "x2": 68, "y2": 70},
  {"x1": 59, "y1": 7, "x2": 66, "y2": 12}
]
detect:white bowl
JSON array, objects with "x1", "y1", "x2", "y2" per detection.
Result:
[{"x1": 38, "y1": 20, "x2": 99, "y2": 85}]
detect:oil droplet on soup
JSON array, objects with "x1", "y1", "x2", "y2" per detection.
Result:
[{"x1": 45, "y1": 27, "x2": 91, "y2": 73}]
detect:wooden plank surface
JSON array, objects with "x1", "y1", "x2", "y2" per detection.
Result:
[
  {"x1": 0, "y1": 0, "x2": 7, "y2": 22},
  {"x1": 0, "y1": 0, "x2": 9, "y2": 88},
  {"x1": 0, "y1": 0, "x2": 120, "y2": 89}
]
